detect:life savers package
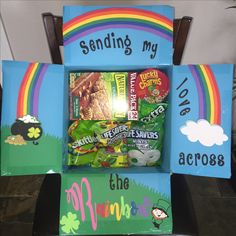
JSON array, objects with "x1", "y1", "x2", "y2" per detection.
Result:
[{"x1": 0, "y1": 5, "x2": 234, "y2": 236}]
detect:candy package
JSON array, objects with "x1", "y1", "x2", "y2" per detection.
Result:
[
  {"x1": 67, "y1": 120, "x2": 98, "y2": 166},
  {"x1": 67, "y1": 120, "x2": 131, "y2": 167},
  {"x1": 127, "y1": 68, "x2": 169, "y2": 166},
  {"x1": 67, "y1": 68, "x2": 169, "y2": 168},
  {"x1": 127, "y1": 112, "x2": 166, "y2": 167},
  {"x1": 91, "y1": 121, "x2": 131, "y2": 168}
]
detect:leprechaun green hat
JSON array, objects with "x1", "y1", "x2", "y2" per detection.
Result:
[{"x1": 156, "y1": 199, "x2": 170, "y2": 213}]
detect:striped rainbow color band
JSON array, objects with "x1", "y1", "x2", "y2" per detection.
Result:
[
  {"x1": 63, "y1": 8, "x2": 173, "y2": 46},
  {"x1": 189, "y1": 65, "x2": 221, "y2": 125},
  {"x1": 17, "y1": 63, "x2": 48, "y2": 118}
]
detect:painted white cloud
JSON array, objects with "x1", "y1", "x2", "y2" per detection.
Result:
[
  {"x1": 47, "y1": 169, "x2": 56, "y2": 174},
  {"x1": 18, "y1": 114, "x2": 39, "y2": 123},
  {"x1": 180, "y1": 119, "x2": 228, "y2": 147}
]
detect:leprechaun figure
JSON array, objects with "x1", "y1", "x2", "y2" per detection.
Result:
[{"x1": 151, "y1": 199, "x2": 170, "y2": 229}]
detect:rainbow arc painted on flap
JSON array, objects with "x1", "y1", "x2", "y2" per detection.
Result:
[
  {"x1": 189, "y1": 65, "x2": 221, "y2": 125},
  {"x1": 17, "y1": 63, "x2": 48, "y2": 118},
  {"x1": 63, "y1": 7, "x2": 173, "y2": 46}
]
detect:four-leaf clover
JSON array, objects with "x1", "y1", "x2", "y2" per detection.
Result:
[
  {"x1": 27, "y1": 127, "x2": 41, "y2": 139},
  {"x1": 60, "y1": 212, "x2": 80, "y2": 234}
]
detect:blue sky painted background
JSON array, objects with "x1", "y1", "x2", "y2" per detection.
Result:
[{"x1": 1, "y1": 60, "x2": 66, "y2": 138}]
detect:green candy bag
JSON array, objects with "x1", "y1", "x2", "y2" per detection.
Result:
[
  {"x1": 127, "y1": 103, "x2": 167, "y2": 166},
  {"x1": 91, "y1": 121, "x2": 130, "y2": 168},
  {"x1": 67, "y1": 120, "x2": 98, "y2": 166},
  {"x1": 139, "y1": 102, "x2": 168, "y2": 123}
]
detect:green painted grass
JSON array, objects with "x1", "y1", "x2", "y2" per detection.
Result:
[
  {"x1": 60, "y1": 173, "x2": 172, "y2": 235},
  {"x1": 1, "y1": 126, "x2": 63, "y2": 175}
]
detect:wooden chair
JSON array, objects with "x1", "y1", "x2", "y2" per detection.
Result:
[
  {"x1": 173, "y1": 16, "x2": 193, "y2": 65},
  {"x1": 42, "y1": 13, "x2": 63, "y2": 64},
  {"x1": 42, "y1": 12, "x2": 193, "y2": 65}
]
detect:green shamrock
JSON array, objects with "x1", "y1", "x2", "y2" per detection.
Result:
[
  {"x1": 27, "y1": 127, "x2": 41, "y2": 139},
  {"x1": 60, "y1": 212, "x2": 80, "y2": 234}
]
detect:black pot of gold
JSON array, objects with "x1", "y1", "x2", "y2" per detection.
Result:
[{"x1": 11, "y1": 115, "x2": 43, "y2": 145}]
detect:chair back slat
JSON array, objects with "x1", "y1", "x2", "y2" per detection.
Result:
[
  {"x1": 173, "y1": 16, "x2": 193, "y2": 65},
  {"x1": 53, "y1": 16, "x2": 63, "y2": 46},
  {"x1": 42, "y1": 13, "x2": 62, "y2": 64}
]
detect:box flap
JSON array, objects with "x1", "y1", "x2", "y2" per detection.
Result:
[
  {"x1": 63, "y1": 5, "x2": 174, "y2": 69},
  {"x1": 170, "y1": 64, "x2": 234, "y2": 178},
  {"x1": 1, "y1": 61, "x2": 66, "y2": 176},
  {"x1": 59, "y1": 170, "x2": 172, "y2": 235}
]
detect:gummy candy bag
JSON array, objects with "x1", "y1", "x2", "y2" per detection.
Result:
[
  {"x1": 91, "y1": 121, "x2": 130, "y2": 167},
  {"x1": 67, "y1": 120, "x2": 98, "y2": 166}
]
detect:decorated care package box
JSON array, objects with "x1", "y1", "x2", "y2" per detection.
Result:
[{"x1": 0, "y1": 5, "x2": 234, "y2": 235}]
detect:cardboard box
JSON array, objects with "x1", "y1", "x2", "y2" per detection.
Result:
[{"x1": 0, "y1": 5, "x2": 234, "y2": 235}]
